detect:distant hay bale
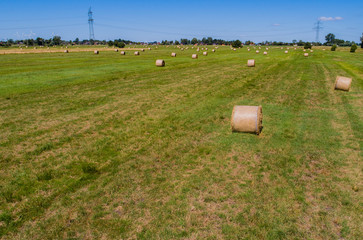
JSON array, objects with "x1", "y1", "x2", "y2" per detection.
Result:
[
  {"x1": 335, "y1": 76, "x2": 352, "y2": 91},
  {"x1": 205, "y1": 48, "x2": 208, "y2": 50},
  {"x1": 203, "y1": 51, "x2": 208, "y2": 56},
  {"x1": 156, "y1": 59, "x2": 165, "y2": 67},
  {"x1": 310, "y1": 50, "x2": 313, "y2": 52},
  {"x1": 94, "y1": 50, "x2": 99, "y2": 54},
  {"x1": 231, "y1": 105, "x2": 263, "y2": 134},
  {"x1": 256, "y1": 50, "x2": 259, "y2": 53},
  {"x1": 258, "y1": 47, "x2": 261, "y2": 49},
  {"x1": 197, "y1": 48, "x2": 200, "y2": 51},
  {"x1": 323, "y1": 49, "x2": 326, "y2": 51},
  {"x1": 303, "y1": 49, "x2": 306, "y2": 52},
  {"x1": 115, "y1": 49, "x2": 118, "y2": 52},
  {"x1": 148, "y1": 48, "x2": 151, "y2": 50},
  {"x1": 212, "y1": 49, "x2": 215, "y2": 52},
  {"x1": 248, "y1": 49, "x2": 250, "y2": 51},
  {"x1": 266, "y1": 48, "x2": 269, "y2": 50},
  {"x1": 134, "y1": 51, "x2": 140, "y2": 55},
  {"x1": 285, "y1": 51, "x2": 288, "y2": 54},
  {"x1": 181, "y1": 48, "x2": 184, "y2": 51},
  {"x1": 141, "y1": 49, "x2": 145, "y2": 52},
  {"x1": 233, "y1": 48, "x2": 236, "y2": 51},
  {"x1": 192, "y1": 54, "x2": 198, "y2": 59},
  {"x1": 120, "y1": 51, "x2": 126, "y2": 55},
  {"x1": 304, "y1": 53, "x2": 309, "y2": 57},
  {"x1": 263, "y1": 51, "x2": 267, "y2": 55},
  {"x1": 247, "y1": 59, "x2": 255, "y2": 67},
  {"x1": 64, "y1": 50, "x2": 69, "y2": 53},
  {"x1": 171, "y1": 52, "x2": 176, "y2": 57},
  {"x1": 281, "y1": 47, "x2": 283, "y2": 49}
]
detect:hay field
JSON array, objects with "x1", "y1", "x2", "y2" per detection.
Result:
[{"x1": 0, "y1": 45, "x2": 362, "y2": 239}]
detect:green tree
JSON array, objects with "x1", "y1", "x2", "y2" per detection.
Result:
[
  {"x1": 174, "y1": 40, "x2": 180, "y2": 45},
  {"x1": 360, "y1": 33, "x2": 363, "y2": 48},
  {"x1": 191, "y1": 38, "x2": 198, "y2": 45},
  {"x1": 304, "y1": 42, "x2": 312, "y2": 49},
  {"x1": 232, "y1": 40, "x2": 242, "y2": 48},
  {"x1": 350, "y1": 44, "x2": 357, "y2": 53},
  {"x1": 52, "y1": 36, "x2": 61, "y2": 45},
  {"x1": 325, "y1": 33, "x2": 335, "y2": 45},
  {"x1": 331, "y1": 44, "x2": 337, "y2": 51},
  {"x1": 74, "y1": 38, "x2": 79, "y2": 44}
]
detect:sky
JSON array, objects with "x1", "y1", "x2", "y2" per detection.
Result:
[{"x1": 0, "y1": 0, "x2": 362, "y2": 43}]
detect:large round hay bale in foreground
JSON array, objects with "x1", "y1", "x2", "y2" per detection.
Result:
[
  {"x1": 203, "y1": 51, "x2": 208, "y2": 56},
  {"x1": 120, "y1": 51, "x2": 126, "y2": 55},
  {"x1": 247, "y1": 59, "x2": 255, "y2": 67},
  {"x1": 231, "y1": 105, "x2": 263, "y2": 134},
  {"x1": 335, "y1": 76, "x2": 352, "y2": 91},
  {"x1": 156, "y1": 59, "x2": 165, "y2": 67},
  {"x1": 192, "y1": 54, "x2": 198, "y2": 59},
  {"x1": 94, "y1": 50, "x2": 99, "y2": 54},
  {"x1": 304, "y1": 53, "x2": 309, "y2": 57},
  {"x1": 134, "y1": 51, "x2": 140, "y2": 55},
  {"x1": 171, "y1": 52, "x2": 176, "y2": 57}
]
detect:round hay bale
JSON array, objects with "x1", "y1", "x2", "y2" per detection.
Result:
[
  {"x1": 197, "y1": 48, "x2": 200, "y2": 52},
  {"x1": 263, "y1": 51, "x2": 267, "y2": 55},
  {"x1": 233, "y1": 48, "x2": 236, "y2": 51},
  {"x1": 192, "y1": 54, "x2": 198, "y2": 59},
  {"x1": 203, "y1": 51, "x2": 208, "y2": 56},
  {"x1": 323, "y1": 49, "x2": 326, "y2": 51},
  {"x1": 256, "y1": 50, "x2": 259, "y2": 53},
  {"x1": 205, "y1": 48, "x2": 208, "y2": 50},
  {"x1": 310, "y1": 50, "x2": 313, "y2": 52},
  {"x1": 64, "y1": 50, "x2": 69, "y2": 53},
  {"x1": 247, "y1": 59, "x2": 255, "y2": 67},
  {"x1": 115, "y1": 49, "x2": 119, "y2": 52},
  {"x1": 266, "y1": 48, "x2": 269, "y2": 50},
  {"x1": 304, "y1": 53, "x2": 309, "y2": 57},
  {"x1": 171, "y1": 52, "x2": 176, "y2": 57},
  {"x1": 285, "y1": 51, "x2": 288, "y2": 54},
  {"x1": 231, "y1": 105, "x2": 263, "y2": 134},
  {"x1": 212, "y1": 49, "x2": 215, "y2": 52},
  {"x1": 120, "y1": 51, "x2": 126, "y2": 55},
  {"x1": 134, "y1": 51, "x2": 140, "y2": 55},
  {"x1": 148, "y1": 48, "x2": 151, "y2": 50},
  {"x1": 141, "y1": 49, "x2": 145, "y2": 52},
  {"x1": 156, "y1": 59, "x2": 165, "y2": 67},
  {"x1": 248, "y1": 49, "x2": 250, "y2": 51},
  {"x1": 335, "y1": 76, "x2": 352, "y2": 91},
  {"x1": 94, "y1": 50, "x2": 99, "y2": 54},
  {"x1": 303, "y1": 49, "x2": 306, "y2": 52},
  {"x1": 181, "y1": 48, "x2": 184, "y2": 51}
]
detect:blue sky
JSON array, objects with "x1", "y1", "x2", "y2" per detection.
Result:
[{"x1": 0, "y1": 0, "x2": 362, "y2": 43}]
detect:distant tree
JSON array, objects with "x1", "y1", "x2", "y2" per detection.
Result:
[
  {"x1": 74, "y1": 38, "x2": 79, "y2": 44},
  {"x1": 292, "y1": 39, "x2": 297, "y2": 44},
  {"x1": 107, "y1": 40, "x2": 113, "y2": 47},
  {"x1": 52, "y1": 36, "x2": 61, "y2": 45},
  {"x1": 191, "y1": 38, "x2": 198, "y2": 45},
  {"x1": 360, "y1": 33, "x2": 363, "y2": 48},
  {"x1": 206, "y1": 37, "x2": 213, "y2": 45},
  {"x1": 174, "y1": 40, "x2": 180, "y2": 45},
  {"x1": 232, "y1": 40, "x2": 242, "y2": 48},
  {"x1": 304, "y1": 42, "x2": 312, "y2": 49},
  {"x1": 117, "y1": 42, "x2": 125, "y2": 48},
  {"x1": 350, "y1": 44, "x2": 357, "y2": 53},
  {"x1": 331, "y1": 44, "x2": 337, "y2": 51},
  {"x1": 180, "y1": 38, "x2": 189, "y2": 45},
  {"x1": 325, "y1": 33, "x2": 335, "y2": 45}
]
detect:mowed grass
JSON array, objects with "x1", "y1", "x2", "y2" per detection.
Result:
[{"x1": 0, "y1": 45, "x2": 362, "y2": 239}]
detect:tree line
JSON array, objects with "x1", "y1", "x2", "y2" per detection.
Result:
[{"x1": 1, "y1": 34, "x2": 362, "y2": 48}]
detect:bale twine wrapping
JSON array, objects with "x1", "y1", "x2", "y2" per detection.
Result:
[
  {"x1": 263, "y1": 51, "x2": 267, "y2": 55},
  {"x1": 120, "y1": 51, "x2": 126, "y2": 55},
  {"x1": 192, "y1": 54, "x2": 198, "y2": 59},
  {"x1": 231, "y1": 105, "x2": 263, "y2": 134},
  {"x1": 335, "y1": 76, "x2": 352, "y2": 91},
  {"x1": 304, "y1": 53, "x2": 309, "y2": 57},
  {"x1": 94, "y1": 50, "x2": 99, "y2": 54},
  {"x1": 203, "y1": 51, "x2": 208, "y2": 56},
  {"x1": 134, "y1": 51, "x2": 140, "y2": 55},
  {"x1": 247, "y1": 59, "x2": 255, "y2": 67},
  {"x1": 171, "y1": 52, "x2": 176, "y2": 57},
  {"x1": 156, "y1": 59, "x2": 165, "y2": 67}
]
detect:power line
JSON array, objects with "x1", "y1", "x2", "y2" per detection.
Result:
[{"x1": 313, "y1": 20, "x2": 323, "y2": 42}]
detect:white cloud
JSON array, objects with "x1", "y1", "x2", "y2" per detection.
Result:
[
  {"x1": 319, "y1": 16, "x2": 343, "y2": 21},
  {"x1": 272, "y1": 23, "x2": 280, "y2": 26}
]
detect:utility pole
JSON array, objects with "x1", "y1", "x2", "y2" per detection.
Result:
[
  {"x1": 313, "y1": 20, "x2": 323, "y2": 43},
  {"x1": 88, "y1": 7, "x2": 95, "y2": 40}
]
